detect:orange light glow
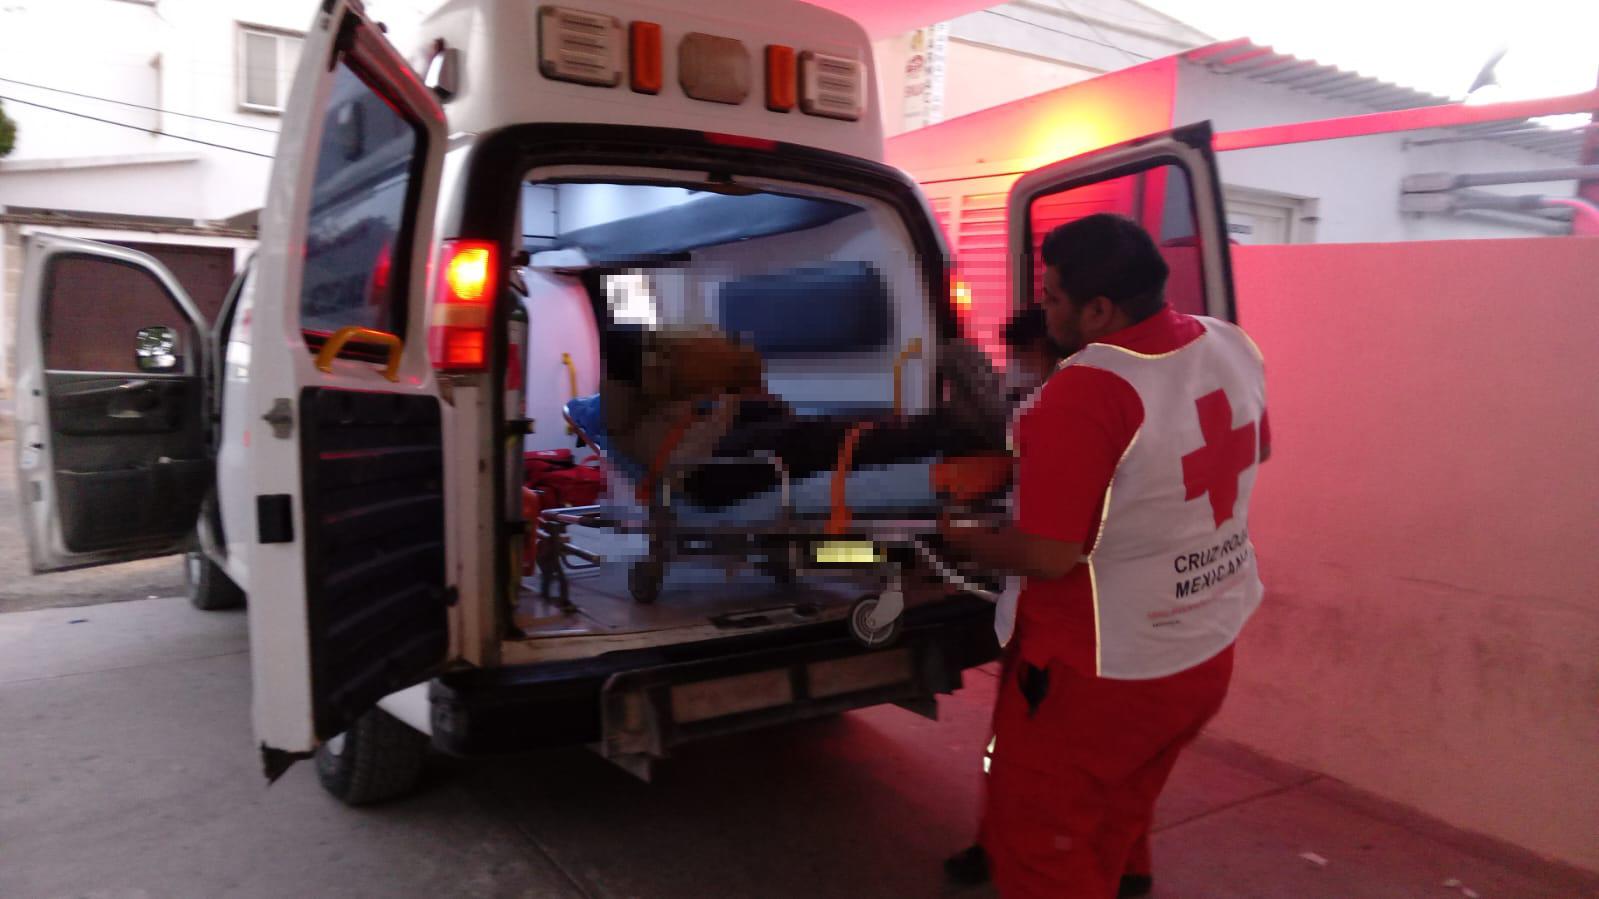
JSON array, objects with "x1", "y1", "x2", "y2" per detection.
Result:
[
  {"x1": 952, "y1": 279, "x2": 974, "y2": 315},
  {"x1": 445, "y1": 245, "x2": 493, "y2": 302}
]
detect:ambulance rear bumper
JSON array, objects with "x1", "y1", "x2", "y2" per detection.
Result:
[{"x1": 427, "y1": 594, "x2": 999, "y2": 758}]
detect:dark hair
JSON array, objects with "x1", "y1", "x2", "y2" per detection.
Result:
[
  {"x1": 1039, "y1": 213, "x2": 1168, "y2": 323},
  {"x1": 1002, "y1": 306, "x2": 1051, "y2": 351}
]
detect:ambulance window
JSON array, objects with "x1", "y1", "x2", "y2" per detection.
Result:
[
  {"x1": 42, "y1": 254, "x2": 197, "y2": 374},
  {"x1": 299, "y1": 60, "x2": 425, "y2": 344},
  {"x1": 1026, "y1": 162, "x2": 1206, "y2": 317}
]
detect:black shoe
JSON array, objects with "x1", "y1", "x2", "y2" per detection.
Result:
[
  {"x1": 1118, "y1": 873, "x2": 1154, "y2": 897},
  {"x1": 944, "y1": 844, "x2": 990, "y2": 886}
]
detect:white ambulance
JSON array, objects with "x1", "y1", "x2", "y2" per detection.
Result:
[{"x1": 13, "y1": 0, "x2": 1238, "y2": 803}]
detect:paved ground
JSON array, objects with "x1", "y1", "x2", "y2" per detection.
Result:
[
  {"x1": 0, "y1": 460, "x2": 185, "y2": 614},
  {"x1": 4, "y1": 594, "x2": 1596, "y2": 899},
  {"x1": 0, "y1": 442, "x2": 1593, "y2": 897}
]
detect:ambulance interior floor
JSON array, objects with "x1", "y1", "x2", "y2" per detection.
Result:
[
  {"x1": 5, "y1": 595, "x2": 1596, "y2": 898},
  {"x1": 514, "y1": 526, "x2": 878, "y2": 639}
]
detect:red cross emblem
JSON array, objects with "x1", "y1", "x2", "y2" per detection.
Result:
[{"x1": 1181, "y1": 390, "x2": 1258, "y2": 528}]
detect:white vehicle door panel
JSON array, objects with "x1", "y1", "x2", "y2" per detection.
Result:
[
  {"x1": 243, "y1": 0, "x2": 451, "y2": 775},
  {"x1": 13, "y1": 236, "x2": 210, "y2": 573}
]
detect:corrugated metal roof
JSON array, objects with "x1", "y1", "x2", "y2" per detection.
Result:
[{"x1": 1181, "y1": 38, "x2": 1589, "y2": 161}]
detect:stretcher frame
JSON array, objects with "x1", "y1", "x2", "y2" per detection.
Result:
[{"x1": 535, "y1": 401, "x2": 1005, "y2": 648}]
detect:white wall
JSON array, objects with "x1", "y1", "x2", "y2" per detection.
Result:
[
  {"x1": 1174, "y1": 64, "x2": 1580, "y2": 242},
  {"x1": 0, "y1": 0, "x2": 313, "y2": 221},
  {"x1": 876, "y1": 0, "x2": 1207, "y2": 139}
]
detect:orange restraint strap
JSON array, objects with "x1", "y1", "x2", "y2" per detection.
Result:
[
  {"x1": 637, "y1": 409, "x2": 702, "y2": 505},
  {"x1": 827, "y1": 422, "x2": 876, "y2": 535}
]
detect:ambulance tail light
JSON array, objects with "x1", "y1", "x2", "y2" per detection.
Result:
[{"x1": 430, "y1": 239, "x2": 499, "y2": 372}]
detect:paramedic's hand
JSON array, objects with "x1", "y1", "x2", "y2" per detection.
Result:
[
  {"x1": 938, "y1": 510, "x2": 978, "y2": 555},
  {"x1": 937, "y1": 513, "x2": 1083, "y2": 582}
]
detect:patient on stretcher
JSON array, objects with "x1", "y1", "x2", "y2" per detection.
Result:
[{"x1": 587, "y1": 325, "x2": 1010, "y2": 514}]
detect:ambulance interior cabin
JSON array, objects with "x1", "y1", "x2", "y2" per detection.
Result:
[{"x1": 508, "y1": 176, "x2": 940, "y2": 641}]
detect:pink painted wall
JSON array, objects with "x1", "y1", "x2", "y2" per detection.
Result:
[{"x1": 1221, "y1": 237, "x2": 1599, "y2": 871}]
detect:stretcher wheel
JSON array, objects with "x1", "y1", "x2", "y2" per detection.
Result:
[
  {"x1": 629, "y1": 558, "x2": 663, "y2": 605},
  {"x1": 848, "y1": 594, "x2": 903, "y2": 648}
]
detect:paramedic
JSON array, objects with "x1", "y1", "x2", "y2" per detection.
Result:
[
  {"x1": 1001, "y1": 306, "x2": 1062, "y2": 405},
  {"x1": 940, "y1": 213, "x2": 1269, "y2": 899}
]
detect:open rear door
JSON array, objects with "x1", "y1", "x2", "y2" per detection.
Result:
[
  {"x1": 243, "y1": 0, "x2": 451, "y2": 775},
  {"x1": 1008, "y1": 122, "x2": 1237, "y2": 323},
  {"x1": 13, "y1": 237, "x2": 211, "y2": 572}
]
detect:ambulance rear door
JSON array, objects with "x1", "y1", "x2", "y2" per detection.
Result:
[
  {"x1": 242, "y1": 0, "x2": 453, "y2": 776},
  {"x1": 1007, "y1": 122, "x2": 1237, "y2": 323}
]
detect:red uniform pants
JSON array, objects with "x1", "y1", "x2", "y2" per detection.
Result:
[{"x1": 979, "y1": 644, "x2": 1235, "y2": 899}]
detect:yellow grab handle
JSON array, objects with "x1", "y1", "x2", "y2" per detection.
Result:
[
  {"x1": 315, "y1": 326, "x2": 403, "y2": 383},
  {"x1": 561, "y1": 352, "x2": 578, "y2": 434},
  {"x1": 891, "y1": 337, "x2": 924, "y2": 417}
]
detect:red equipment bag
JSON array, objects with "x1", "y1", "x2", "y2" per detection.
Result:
[{"x1": 524, "y1": 449, "x2": 605, "y2": 509}]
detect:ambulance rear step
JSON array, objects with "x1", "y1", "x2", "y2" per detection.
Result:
[{"x1": 597, "y1": 634, "x2": 961, "y2": 780}]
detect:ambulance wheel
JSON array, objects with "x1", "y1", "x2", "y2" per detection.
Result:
[
  {"x1": 315, "y1": 708, "x2": 428, "y2": 806},
  {"x1": 629, "y1": 558, "x2": 663, "y2": 605},
  {"x1": 186, "y1": 551, "x2": 245, "y2": 611},
  {"x1": 849, "y1": 594, "x2": 904, "y2": 648}
]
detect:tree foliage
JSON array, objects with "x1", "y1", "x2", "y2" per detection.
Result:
[{"x1": 0, "y1": 100, "x2": 16, "y2": 158}]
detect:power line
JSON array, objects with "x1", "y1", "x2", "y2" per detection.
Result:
[
  {"x1": 0, "y1": 95, "x2": 274, "y2": 158},
  {"x1": 982, "y1": 8, "x2": 1153, "y2": 61},
  {"x1": 1052, "y1": 0, "x2": 1144, "y2": 65},
  {"x1": 0, "y1": 75, "x2": 280, "y2": 134}
]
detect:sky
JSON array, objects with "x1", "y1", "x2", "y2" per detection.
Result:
[
  {"x1": 1136, "y1": 0, "x2": 1599, "y2": 103},
  {"x1": 371, "y1": 0, "x2": 1599, "y2": 105}
]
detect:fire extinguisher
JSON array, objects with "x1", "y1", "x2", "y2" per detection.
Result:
[{"x1": 505, "y1": 269, "x2": 532, "y2": 585}]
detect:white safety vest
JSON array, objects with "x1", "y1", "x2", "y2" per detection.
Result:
[{"x1": 1063, "y1": 316, "x2": 1266, "y2": 679}]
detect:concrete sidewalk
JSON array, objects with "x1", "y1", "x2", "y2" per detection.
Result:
[{"x1": 2, "y1": 597, "x2": 1594, "y2": 898}]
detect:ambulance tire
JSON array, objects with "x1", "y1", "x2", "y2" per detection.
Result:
[
  {"x1": 186, "y1": 551, "x2": 245, "y2": 611},
  {"x1": 315, "y1": 708, "x2": 429, "y2": 806}
]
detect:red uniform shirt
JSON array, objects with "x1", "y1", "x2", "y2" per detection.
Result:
[{"x1": 1011, "y1": 306, "x2": 1270, "y2": 675}]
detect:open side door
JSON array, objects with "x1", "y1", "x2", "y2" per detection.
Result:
[
  {"x1": 1008, "y1": 122, "x2": 1237, "y2": 323},
  {"x1": 14, "y1": 236, "x2": 211, "y2": 573},
  {"x1": 242, "y1": 0, "x2": 452, "y2": 776}
]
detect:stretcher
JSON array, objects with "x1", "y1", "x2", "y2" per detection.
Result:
[{"x1": 536, "y1": 394, "x2": 1010, "y2": 648}]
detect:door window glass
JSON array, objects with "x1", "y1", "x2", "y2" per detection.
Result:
[
  {"x1": 1026, "y1": 162, "x2": 1207, "y2": 316},
  {"x1": 299, "y1": 59, "x2": 424, "y2": 346},
  {"x1": 43, "y1": 254, "x2": 196, "y2": 374}
]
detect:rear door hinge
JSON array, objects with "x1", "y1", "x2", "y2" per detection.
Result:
[{"x1": 262, "y1": 398, "x2": 294, "y2": 439}]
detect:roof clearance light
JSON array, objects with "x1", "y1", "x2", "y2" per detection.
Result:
[
  {"x1": 538, "y1": 6, "x2": 623, "y2": 87},
  {"x1": 800, "y1": 51, "x2": 863, "y2": 121},
  {"x1": 630, "y1": 21, "x2": 663, "y2": 94},
  {"x1": 679, "y1": 32, "x2": 750, "y2": 105},
  {"x1": 765, "y1": 45, "x2": 797, "y2": 112}
]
